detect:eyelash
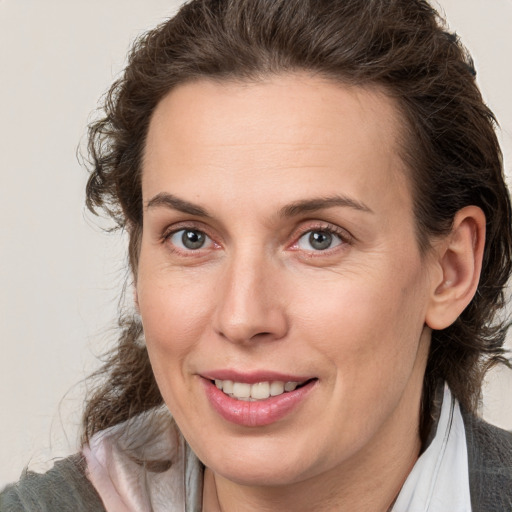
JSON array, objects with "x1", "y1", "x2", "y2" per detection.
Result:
[
  {"x1": 161, "y1": 222, "x2": 219, "y2": 257},
  {"x1": 161, "y1": 221, "x2": 352, "y2": 257},
  {"x1": 290, "y1": 223, "x2": 352, "y2": 255}
]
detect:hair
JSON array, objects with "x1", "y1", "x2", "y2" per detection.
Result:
[{"x1": 82, "y1": 0, "x2": 512, "y2": 445}]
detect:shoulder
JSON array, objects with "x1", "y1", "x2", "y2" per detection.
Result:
[
  {"x1": 462, "y1": 410, "x2": 512, "y2": 511},
  {"x1": 0, "y1": 455, "x2": 105, "y2": 512}
]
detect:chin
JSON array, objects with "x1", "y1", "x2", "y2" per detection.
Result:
[
  {"x1": 199, "y1": 437, "x2": 322, "y2": 488},
  {"x1": 213, "y1": 461, "x2": 308, "y2": 488}
]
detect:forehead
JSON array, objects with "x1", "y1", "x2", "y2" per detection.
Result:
[{"x1": 142, "y1": 74, "x2": 411, "y2": 217}]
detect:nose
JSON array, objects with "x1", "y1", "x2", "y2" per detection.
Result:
[{"x1": 213, "y1": 251, "x2": 289, "y2": 345}]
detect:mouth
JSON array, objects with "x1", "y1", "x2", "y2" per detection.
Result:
[
  {"x1": 212, "y1": 379, "x2": 315, "y2": 401},
  {"x1": 201, "y1": 370, "x2": 318, "y2": 426},
  {"x1": 203, "y1": 376, "x2": 318, "y2": 426}
]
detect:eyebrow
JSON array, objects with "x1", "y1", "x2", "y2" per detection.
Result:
[
  {"x1": 145, "y1": 192, "x2": 373, "y2": 218},
  {"x1": 279, "y1": 195, "x2": 373, "y2": 217},
  {"x1": 146, "y1": 192, "x2": 210, "y2": 217}
]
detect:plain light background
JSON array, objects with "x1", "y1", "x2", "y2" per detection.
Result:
[{"x1": 1, "y1": 0, "x2": 511, "y2": 486}]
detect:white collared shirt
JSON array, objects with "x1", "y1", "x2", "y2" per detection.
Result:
[{"x1": 392, "y1": 384, "x2": 472, "y2": 511}]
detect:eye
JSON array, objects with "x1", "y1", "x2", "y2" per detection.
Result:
[
  {"x1": 296, "y1": 229, "x2": 343, "y2": 251},
  {"x1": 168, "y1": 229, "x2": 213, "y2": 251}
]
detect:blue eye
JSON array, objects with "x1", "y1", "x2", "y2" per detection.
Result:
[
  {"x1": 168, "y1": 229, "x2": 212, "y2": 250},
  {"x1": 297, "y1": 230, "x2": 343, "y2": 251}
]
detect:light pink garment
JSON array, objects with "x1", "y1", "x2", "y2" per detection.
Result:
[{"x1": 83, "y1": 407, "x2": 202, "y2": 512}]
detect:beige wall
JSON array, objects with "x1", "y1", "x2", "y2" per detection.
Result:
[{"x1": 1, "y1": 0, "x2": 511, "y2": 486}]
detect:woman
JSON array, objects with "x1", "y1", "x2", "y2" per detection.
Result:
[{"x1": 2, "y1": 0, "x2": 511, "y2": 510}]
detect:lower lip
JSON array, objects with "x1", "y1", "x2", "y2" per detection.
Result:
[{"x1": 202, "y1": 378, "x2": 317, "y2": 427}]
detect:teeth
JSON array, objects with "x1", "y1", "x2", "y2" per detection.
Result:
[
  {"x1": 284, "y1": 382, "x2": 299, "y2": 392},
  {"x1": 270, "y1": 381, "x2": 285, "y2": 396},
  {"x1": 251, "y1": 382, "x2": 270, "y2": 400},
  {"x1": 223, "y1": 380, "x2": 234, "y2": 394},
  {"x1": 232, "y1": 382, "x2": 251, "y2": 398},
  {"x1": 214, "y1": 379, "x2": 303, "y2": 401}
]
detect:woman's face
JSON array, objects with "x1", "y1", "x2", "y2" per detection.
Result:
[{"x1": 136, "y1": 75, "x2": 438, "y2": 486}]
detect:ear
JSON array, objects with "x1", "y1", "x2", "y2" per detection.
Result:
[{"x1": 425, "y1": 206, "x2": 486, "y2": 330}]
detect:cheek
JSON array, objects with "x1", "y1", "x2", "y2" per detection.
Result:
[
  {"x1": 293, "y1": 264, "x2": 428, "y2": 379},
  {"x1": 135, "y1": 271, "x2": 217, "y2": 415},
  {"x1": 137, "y1": 278, "x2": 211, "y2": 417},
  {"x1": 293, "y1": 272, "x2": 429, "y2": 445},
  {"x1": 137, "y1": 267, "x2": 215, "y2": 351}
]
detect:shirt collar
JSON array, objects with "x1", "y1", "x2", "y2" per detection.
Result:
[{"x1": 392, "y1": 383, "x2": 472, "y2": 512}]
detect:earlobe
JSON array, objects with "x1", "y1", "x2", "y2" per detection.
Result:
[{"x1": 425, "y1": 206, "x2": 486, "y2": 330}]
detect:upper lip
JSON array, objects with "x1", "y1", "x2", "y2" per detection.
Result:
[{"x1": 201, "y1": 369, "x2": 315, "y2": 384}]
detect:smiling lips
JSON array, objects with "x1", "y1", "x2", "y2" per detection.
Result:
[{"x1": 202, "y1": 375, "x2": 317, "y2": 426}]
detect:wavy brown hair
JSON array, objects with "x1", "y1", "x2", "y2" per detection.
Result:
[{"x1": 82, "y1": 0, "x2": 512, "y2": 444}]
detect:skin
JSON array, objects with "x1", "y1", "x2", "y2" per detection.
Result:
[{"x1": 135, "y1": 74, "x2": 484, "y2": 511}]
